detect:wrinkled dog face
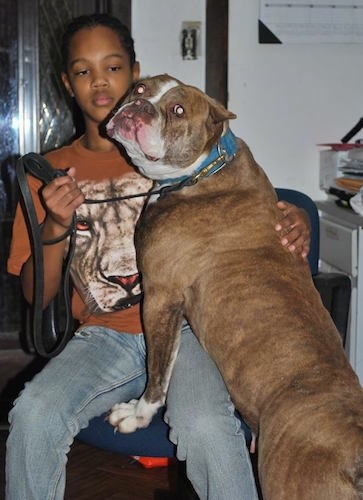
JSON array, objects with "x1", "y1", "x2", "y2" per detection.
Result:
[{"x1": 106, "y1": 74, "x2": 235, "y2": 181}]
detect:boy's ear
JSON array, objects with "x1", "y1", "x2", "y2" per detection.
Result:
[
  {"x1": 61, "y1": 72, "x2": 74, "y2": 97},
  {"x1": 132, "y1": 61, "x2": 140, "y2": 83}
]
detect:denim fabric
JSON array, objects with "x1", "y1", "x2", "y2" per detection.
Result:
[
  {"x1": 6, "y1": 324, "x2": 257, "y2": 499},
  {"x1": 166, "y1": 326, "x2": 258, "y2": 500}
]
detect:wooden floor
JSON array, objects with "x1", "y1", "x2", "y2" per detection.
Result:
[
  {"x1": 0, "y1": 428, "x2": 182, "y2": 500},
  {"x1": 65, "y1": 442, "x2": 179, "y2": 499}
]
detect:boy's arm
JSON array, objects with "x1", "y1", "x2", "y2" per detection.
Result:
[{"x1": 20, "y1": 167, "x2": 84, "y2": 307}]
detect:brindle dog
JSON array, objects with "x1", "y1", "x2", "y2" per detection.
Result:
[{"x1": 106, "y1": 74, "x2": 363, "y2": 499}]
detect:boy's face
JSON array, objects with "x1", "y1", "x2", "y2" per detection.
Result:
[{"x1": 61, "y1": 25, "x2": 140, "y2": 127}]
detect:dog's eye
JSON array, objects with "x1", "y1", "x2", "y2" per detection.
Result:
[
  {"x1": 173, "y1": 104, "x2": 184, "y2": 116},
  {"x1": 135, "y1": 83, "x2": 146, "y2": 95}
]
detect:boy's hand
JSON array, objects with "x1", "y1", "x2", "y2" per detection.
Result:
[
  {"x1": 275, "y1": 200, "x2": 311, "y2": 259},
  {"x1": 41, "y1": 167, "x2": 84, "y2": 231}
]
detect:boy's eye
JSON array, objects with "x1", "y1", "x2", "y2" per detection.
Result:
[
  {"x1": 109, "y1": 66, "x2": 121, "y2": 72},
  {"x1": 74, "y1": 69, "x2": 89, "y2": 77}
]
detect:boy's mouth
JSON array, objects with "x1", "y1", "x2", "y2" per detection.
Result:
[{"x1": 93, "y1": 94, "x2": 113, "y2": 107}]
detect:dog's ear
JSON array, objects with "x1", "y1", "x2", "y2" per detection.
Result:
[{"x1": 209, "y1": 98, "x2": 237, "y2": 124}]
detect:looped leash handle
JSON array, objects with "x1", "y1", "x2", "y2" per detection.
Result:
[{"x1": 16, "y1": 153, "x2": 76, "y2": 358}]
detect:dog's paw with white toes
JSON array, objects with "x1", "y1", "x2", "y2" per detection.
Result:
[
  {"x1": 108, "y1": 399, "x2": 152, "y2": 433},
  {"x1": 108, "y1": 397, "x2": 163, "y2": 434}
]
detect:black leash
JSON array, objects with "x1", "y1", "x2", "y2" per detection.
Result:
[{"x1": 16, "y1": 153, "x2": 76, "y2": 358}]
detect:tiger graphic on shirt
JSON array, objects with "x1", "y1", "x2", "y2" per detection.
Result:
[{"x1": 69, "y1": 172, "x2": 153, "y2": 314}]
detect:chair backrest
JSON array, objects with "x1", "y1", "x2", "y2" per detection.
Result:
[
  {"x1": 275, "y1": 188, "x2": 351, "y2": 346},
  {"x1": 275, "y1": 188, "x2": 320, "y2": 276}
]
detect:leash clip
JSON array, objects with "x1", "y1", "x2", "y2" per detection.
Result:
[{"x1": 217, "y1": 140, "x2": 235, "y2": 164}]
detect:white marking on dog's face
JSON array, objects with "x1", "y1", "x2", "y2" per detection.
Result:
[
  {"x1": 105, "y1": 74, "x2": 235, "y2": 181},
  {"x1": 106, "y1": 78, "x2": 181, "y2": 177},
  {"x1": 147, "y1": 79, "x2": 180, "y2": 105}
]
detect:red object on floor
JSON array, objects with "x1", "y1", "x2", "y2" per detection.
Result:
[{"x1": 130, "y1": 455, "x2": 176, "y2": 468}]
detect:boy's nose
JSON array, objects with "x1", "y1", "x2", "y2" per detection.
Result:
[{"x1": 92, "y1": 73, "x2": 109, "y2": 87}]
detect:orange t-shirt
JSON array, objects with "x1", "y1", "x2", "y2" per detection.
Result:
[{"x1": 8, "y1": 137, "x2": 153, "y2": 334}]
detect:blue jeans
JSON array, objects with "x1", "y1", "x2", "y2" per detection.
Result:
[{"x1": 6, "y1": 324, "x2": 257, "y2": 500}]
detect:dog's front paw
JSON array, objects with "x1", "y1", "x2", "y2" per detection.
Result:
[{"x1": 108, "y1": 399, "x2": 153, "y2": 433}]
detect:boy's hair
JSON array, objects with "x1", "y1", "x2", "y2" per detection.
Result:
[{"x1": 61, "y1": 13, "x2": 136, "y2": 72}]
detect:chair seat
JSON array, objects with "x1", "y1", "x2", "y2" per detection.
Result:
[
  {"x1": 77, "y1": 408, "x2": 176, "y2": 457},
  {"x1": 77, "y1": 408, "x2": 252, "y2": 459}
]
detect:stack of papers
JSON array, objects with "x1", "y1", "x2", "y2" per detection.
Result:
[
  {"x1": 319, "y1": 143, "x2": 363, "y2": 193},
  {"x1": 340, "y1": 148, "x2": 363, "y2": 178}
]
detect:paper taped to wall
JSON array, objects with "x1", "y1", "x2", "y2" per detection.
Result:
[{"x1": 259, "y1": 1, "x2": 363, "y2": 44}]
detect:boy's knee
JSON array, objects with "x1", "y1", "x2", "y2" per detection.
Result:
[
  {"x1": 170, "y1": 412, "x2": 232, "y2": 448},
  {"x1": 9, "y1": 386, "x2": 54, "y2": 432}
]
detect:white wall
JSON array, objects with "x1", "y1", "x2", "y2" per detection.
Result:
[
  {"x1": 229, "y1": 0, "x2": 363, "y2": 200},
  {"x1": 132, "y1": 0, "x2": 363, "y2": 200},
  {"x1": 132, "y1": 0, "x2": 206, "y2": 90}
]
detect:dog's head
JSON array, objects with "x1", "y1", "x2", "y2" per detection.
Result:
[{"x1": 105, "y1": 74, "x2": 236, "y2": 181}]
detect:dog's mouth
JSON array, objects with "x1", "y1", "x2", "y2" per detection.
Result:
[
  {"x1": 144, "y1": 153, "x2": 159, "y2": 162},
  {"x1": 107, "y1": 111, "x2": 163, "y2": 164}
]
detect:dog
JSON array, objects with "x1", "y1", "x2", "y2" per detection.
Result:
[{"x1": 105, "y1": 74, "x2": 363, "y2": 499}]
